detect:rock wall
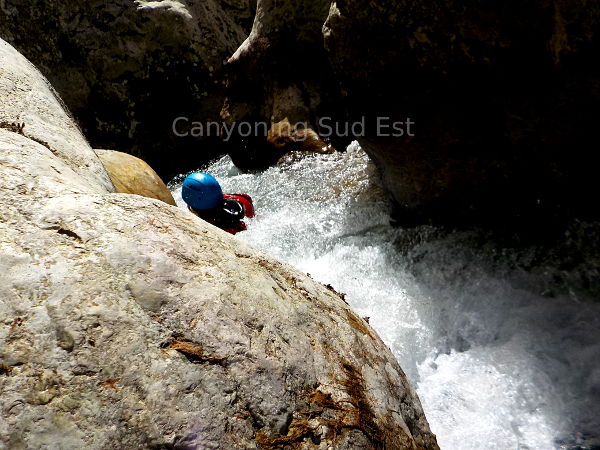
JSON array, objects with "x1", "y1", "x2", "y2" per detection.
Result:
[
  {"x1": 323, "y1": 0, "x2": 600, "y2": 225},
  {"x1": 0, "y1": 39, "x2": 438, "y2": 449},
  {"x1": 0, "y1": 0, "x2": 249, "y2": 179},
  {"x1": 220, "y1": 0, "x2": 350, "y2": 170},
  {"x1": 221, "y1": 0, "x2": 257, "y2": 33},
  {"x1": 224, "y1": 0, "x2": 600, "y2": 225},
  {"x1": 2, "y1": 0, "x2": 597, "y2": 223}
]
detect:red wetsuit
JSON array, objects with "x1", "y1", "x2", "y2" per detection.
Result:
[{"x1": 190, "y1": 193, "x2": 254, "y2": 235}]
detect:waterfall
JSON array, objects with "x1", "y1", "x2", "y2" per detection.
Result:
[{"x1": 170, "y1": 142, "x2": 600, "y2": 449}]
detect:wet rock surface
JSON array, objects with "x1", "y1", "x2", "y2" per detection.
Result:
[{"x1": 0, "y1": 39, "x2": 439, "y2": 449}]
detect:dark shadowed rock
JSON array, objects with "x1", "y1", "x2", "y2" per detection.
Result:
[
  {"x1": 323, "y1": 0, "x2": 600, "y2": 225},
  {"x1": 0, "y1": 39, "x2": 439, "y2": 449},
  {"x1": 220, "y1": 0, "x2": 351, "y2": 170},
  {"x1": 223, "y1": 0, "x2": 599, "y2": 225},
  {"x1": 0, "y1": 0, "x2": 248, "y2": 179},
  {"x1": 221, "y1": 0, "x2": 257, "y2": 33}
]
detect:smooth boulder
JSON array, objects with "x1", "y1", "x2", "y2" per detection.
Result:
[
  {"x1": 0, "y1": 40, "x2": 114, "y2": 195},
  {"x1": 0, "y1": 38, "x2": 439, "y2": 449},
  {"x1": 95, "y1": 149, "x2": 176, "y2": 206}
]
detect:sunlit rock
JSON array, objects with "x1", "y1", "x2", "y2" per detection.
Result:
[
  {"x1": 95, "y1": 149, "x2": 176, "y2": 206},
  {"x1": 0, "y1": 38, "x2": 439, "y2": 449}
]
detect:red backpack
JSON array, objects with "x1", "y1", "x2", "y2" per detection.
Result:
[
  {"x1": 220, "y1": 193, "x2": 254, "y2": 234},
  {"x1": 223, "y1": 193, "x2": 255, "y2": 219}
]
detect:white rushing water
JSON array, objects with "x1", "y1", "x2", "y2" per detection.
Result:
[{"x1": 170, "y1": 143, "x2": 600, "y2": 449}]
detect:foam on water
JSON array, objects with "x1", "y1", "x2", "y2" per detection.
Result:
[{"x1": 170, "y1": 143, "x2": 600, "y2": 449}]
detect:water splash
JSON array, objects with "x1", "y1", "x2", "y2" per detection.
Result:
[{"x1": 169, "y1": 143, "x2": 600, "y2": 449}]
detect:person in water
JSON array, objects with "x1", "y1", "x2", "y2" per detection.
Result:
[{"x1": 181, "y1": 172, "x2": 254, "y2": 235}]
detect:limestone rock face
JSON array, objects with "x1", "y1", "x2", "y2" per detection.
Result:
[
  {"x1": 0, "y1": 0, "x2": 248, "y2": 178},
  {"x1": 95, "y1": 149, "x2": 176, "y2": 206},
  {"x1": 0, "y1": 40, "x2": 115, "y2": 195},
  {"x1": 0, "y1": 39, "x2": 439, "y2": 449}
]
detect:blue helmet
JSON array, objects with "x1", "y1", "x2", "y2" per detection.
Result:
[{"x1": 181, "y1": 173, "x2": 223, "y2": 210}]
